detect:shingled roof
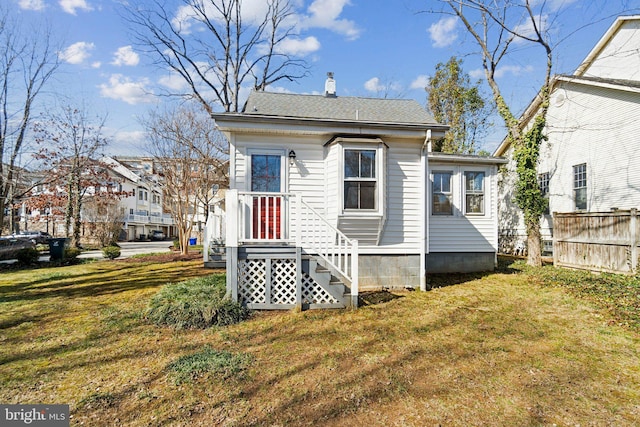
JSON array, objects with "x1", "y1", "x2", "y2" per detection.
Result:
[{"x1": 241, "y1": 91, "x2": 439, "y2": 126}]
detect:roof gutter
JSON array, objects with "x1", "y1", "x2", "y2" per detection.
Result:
[
  {"x1": 211, "y1": 112, "x2": 450, "y2": 133},
  {"x1": 428, "y1": 152, "x2": 508, "y2": 165}
]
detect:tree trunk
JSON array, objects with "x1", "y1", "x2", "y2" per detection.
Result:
[{"x1": 526, "y1": 224, "x2": 542, "y2": 266}]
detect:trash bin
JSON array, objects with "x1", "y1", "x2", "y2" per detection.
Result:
[
  {"x1": 139, "y1": 234, "x2": 146, "y2": 241},
  {"x1": 189, "y1": 238, "x2": 197, "y2": 245},
  {"x1": 48, "y1": 238, "x2": 69, "y2": 261}
]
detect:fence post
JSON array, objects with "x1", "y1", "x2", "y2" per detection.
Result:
[
  {"x1": 631, "y1": 209, "x2": 638, "y2": 273},
  {"x1": 295, "y1": 193, "x2": 302, "y2": 248},
  {"x1": 226, "y1": 189, "x2": 238, "y2": 247},
  {"x1": 226, "y1": 190, "x2": 239, "y2": 302},
  {"x1": 296, "y1": 246, "x2": 302, "y2": 310}
]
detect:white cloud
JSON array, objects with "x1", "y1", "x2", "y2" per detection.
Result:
[
  {"x1": 104, "y1": 129, "x2": 148, "y2": 156},
  {"x1": 91, "y1": 61, "x2": 101, "y2": 69},
  {"x1": 364, "y1": 77, "x2": 401, "y2": 94},
  {"x1": 158, "y1": 73, "x2": 188, "y2": 91},
  {"x1": 111, "y1": 46, "x2": 140, "y2": 67},
  {"x1": 19, "y1": 0, "x2": 46, "y2": 11},
  {"x1": 410, "y1": 75, "x2": 430, "y2": 90},
  {"x1": 494, "y1": 64, "x2": 534, "y2": 78},
  {"x1": 171, "y1": 5, "x2": 198, "y2": 33},
  {"x1": 58, "y1": 41, "x2": 95, "y2": 65},
  {"x1": 275, "y1": 36, "x2": 321, "y2": 56},
  {"x1": 59, "y1": 0, "x2": 92, "y2": 15},
  {"x1": 513, "y1": 14, "x2": 549, "y2": 43},
  {"x1": 172, "y1": 0, "x2": 271, "y2": 33},
  {"x1": 300, "y1": 0, "x2": 361, "y2": 40},
  {"x1": 364, "y1": 77, "x2": 383, "y2": 93},
  {"x1": 99, "y1": 74, "x2": 156, "y2": 105},
  {"x1": 428, "y1": 17, "x2": 458, "y2": 48},
  {"x1": 469, "y1": 68, "x2": 484, "y2": 79}
]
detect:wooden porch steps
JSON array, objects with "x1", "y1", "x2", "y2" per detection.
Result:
[
  {"x1": 227, "y1": 246, "x2": 350, "y2": 310},
  {"x1": 301, "y1": 255, "x2": 347, "y2": 307},
  {"x1": 204, "y1": 244, "x2": 226, "y2": 269}
]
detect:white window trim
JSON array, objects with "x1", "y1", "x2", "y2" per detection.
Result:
[
  {"x1": 573, "y1": 163, "x2": 587, "y2": 211},
  {"x1": 463, "y1": 170, "x2": 486, "y2": 216},
  {"x1": 431, "y1": 170, "x2": 454, "y2": 216},
  {"x1": 246, "y1": 148, "x2": 287, "y2": 193},
  {"x1": 339, "y1": 142, "x2": 385, "y2": 216}
]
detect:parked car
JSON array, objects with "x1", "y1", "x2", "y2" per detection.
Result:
[
  {"x1": 13, "y1": 231, "x2": 53, "y2": 244},
  {"x1": 150, "y1": 230, "x2": 165, "y2": 241}
]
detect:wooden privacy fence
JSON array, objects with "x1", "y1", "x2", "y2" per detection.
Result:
[{"x1": 553, "y1": 209, "x2": 640, "y2": 274}]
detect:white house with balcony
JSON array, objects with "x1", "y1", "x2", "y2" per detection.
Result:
[
  {"x1": 102, "y1": 157, "x2": 175, "y2": 240},
  {"x1": 207, "y1": 77, "x2": 506, "y2": 310}
]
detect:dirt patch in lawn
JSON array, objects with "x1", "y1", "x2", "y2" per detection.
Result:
[{"x1": 117, "y1": 251, "x2": 203, "y2": 264}]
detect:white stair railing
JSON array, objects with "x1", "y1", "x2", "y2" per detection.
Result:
[
  {"x1": 296, "y1": 194, "x2": 358, "y2": 307},
  {"x1": 226, "y1": 190, "x2": 359, "y2": 307}
]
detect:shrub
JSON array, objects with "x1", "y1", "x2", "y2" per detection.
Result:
[
  {"x1": 102, "y1": 245, "x2": 121, "y2": 260},
  {"x1": 172, "y1": 239, "x2": 180, "y2": 250},
  {"x1": 166, "y1": 346, "x2": 252, "y2": 384},
  {"x1": 64, "y1": 247, "x2": 81, "y2": 261},
  {"x1": 16, "y1": 247, "x2": 40, "y2": 265},
  {"x1": 146, "y1": 274, "x2": 250, "y2": 329}
]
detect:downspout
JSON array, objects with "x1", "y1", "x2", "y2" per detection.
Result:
[{"x1": 420, "y1": 130, "x2": 432, "y2": 292}]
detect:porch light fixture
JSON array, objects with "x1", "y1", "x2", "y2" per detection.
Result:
[{"x1": 288, "y1": 150, "x2": 296, "y2": 165}]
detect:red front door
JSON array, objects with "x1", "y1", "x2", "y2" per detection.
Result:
[{"x1": 251, "y1": 154, "x2": 282, "y2": 239}]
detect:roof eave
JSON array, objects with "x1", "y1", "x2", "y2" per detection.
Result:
[
  {"x1": 575, "y1": 15, "x2": 640, "y2": 76},
  {"x1": 493, "y1": 73, "x2": 640, "y2": 156},
  {"x1": 211, "y1": 112, "x2": 449, "y2": 133},
  {"x1": 429, "y1": 152, "x2": 508, "y2": 165}
]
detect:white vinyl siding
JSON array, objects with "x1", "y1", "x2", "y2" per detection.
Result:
[
  {"x1": 429, "y1": 164, "x2": 498, "y2": 253},
  {"x1": 379, "y1": 142, "x2": 422, "y2": 249},
  {"x1": 498, "y1": 80, "x2": 640, "y2": 247},
  {"x1": 581, "y1": 20, "x2": 640, "y2": 80}
]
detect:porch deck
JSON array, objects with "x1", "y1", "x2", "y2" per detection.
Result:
[{"x1": 205, "y1": 190, "x2": 359, "y2": 310}]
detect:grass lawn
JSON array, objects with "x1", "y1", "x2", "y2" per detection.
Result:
[{"x1": 1, "y1": 257, "x2": 639, "y2": 426}]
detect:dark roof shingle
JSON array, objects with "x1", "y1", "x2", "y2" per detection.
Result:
[{"x1": 242, "y1": 91, "x2": 439, "y2": 125}]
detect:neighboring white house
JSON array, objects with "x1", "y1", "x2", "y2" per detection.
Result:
[
  {"x1": 207, "y1": 76, "x2": 506, "y2": 310},
  {"x1": 20, "y1": 157, "x2": 176, "y2": 241},
  {"x1": 103, "y1": 157, "x2": 176, "y2": 241},
  {"x1": 494, "y1": 15, "x2": 640, "y2": 254}
]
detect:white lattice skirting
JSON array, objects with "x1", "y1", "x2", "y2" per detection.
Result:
[{"x1": 238, "y1": 258, "x2": 341, "y2": 308}]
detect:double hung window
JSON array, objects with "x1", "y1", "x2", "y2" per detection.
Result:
[
  {"x1": 344, "y1": 149, "x2": 376, "y2": 210},
  {"x1": 432, "y1": 172, "x2": 453, "y2": 215},
  {"x1": 538, "y1": 172, "x2": 550, "y2": 214},
  {"x1": 573, "y1": 163, "x2": 587, "y2": 210},
  {"x1": 464, "y1": 171, "x2": 485, "y2": 215}
]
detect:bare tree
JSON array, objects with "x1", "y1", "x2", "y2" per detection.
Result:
[
  {"x1": 0, "y1": 7, "x2": 59, "y2": 234},
  {"x1": 82, "y1": 196, "x2": 127, "y2": 247},
  {"x1": 430, "y1": 0, "x2": 557, "y2": 266},
  {"x1": 142, "y1": 104, "x2": 228, "y2": 254},
  {"x1": 32, "y1": 106, "x2": 110, "y2": 247},
  {"x1": 122, "y1": 0, "x2": 308, "y2": 114}
]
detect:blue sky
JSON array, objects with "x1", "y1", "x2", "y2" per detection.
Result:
[{"x1": 12, "y1": 0, "x2": 640, "y2": 156}]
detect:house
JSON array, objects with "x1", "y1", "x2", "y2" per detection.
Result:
[
  {"x1": 207, "y1": 75, "x2": 506, "y2": 309},
  {"x1": 494, "y1": 15, "x2": 640, "y2": 254},
  {"x1": 103, "y1": 157, "x2": 176, "y2": 241},
  {"x1": 20, "y1": 157, "x2": 176, "y2": 242}
]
